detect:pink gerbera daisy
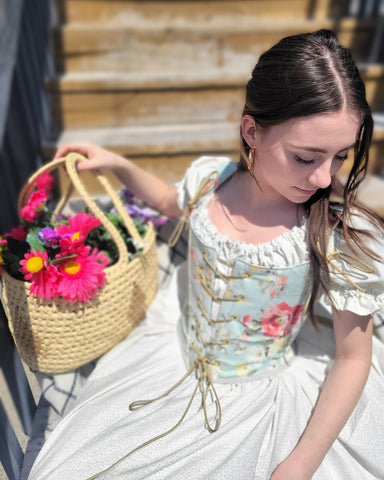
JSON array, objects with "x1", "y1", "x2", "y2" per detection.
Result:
[
  {"x1": 55, "y1": 213, "x2": 101, "y2": 253},
  {"x1": 19, "y1": 190, "x2": 48, "y2": 223},
  {"x1": 19, "y1": 249, "x2": 59, "y2": 300},
  {"x1": 55, "y1": 248, "x2": 109, "y2": 303}
]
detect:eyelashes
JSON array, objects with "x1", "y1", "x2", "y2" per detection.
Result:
[
  {"x1": 295, "y1": 156, "x2": 314, "y2": 165},
  {"x1": 295, "y1": 154, "x2": 348, "y2": 165},
  {"x1": 335, "y1": 154, "x2": 349, "y2": 161}
]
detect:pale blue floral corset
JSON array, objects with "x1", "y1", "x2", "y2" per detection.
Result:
[{"x1": 180, "y1": 219, "x2": 312, "y2": 380}]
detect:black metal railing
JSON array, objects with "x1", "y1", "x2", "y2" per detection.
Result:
[{"x1": 0, "y1": 0, "x2": 52, "y2": 234}]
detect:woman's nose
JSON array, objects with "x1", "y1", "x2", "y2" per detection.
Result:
[{"x1": 308, "y1": 160, "x2": 332, "y2": 189}]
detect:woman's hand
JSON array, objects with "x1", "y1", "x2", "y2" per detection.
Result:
[
  {"x1": 54, "y1": 142, "x2": 126, "y2": 173},
  {"x1": 53, "y1": 142, "x2": 181, "y2": 217}
]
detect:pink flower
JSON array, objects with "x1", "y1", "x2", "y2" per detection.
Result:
[
  {"x1": 55, "y1": 213, "x2": 101, "y2": 253},
  {"x1": 35, "y1": 172, "x2": 54, "y2": 192},
  {"x1": 7, "y1": 226, "x2": 28, "y2": 241},
  {"x1": 19, "y1": 190, "x2": 48, "y2": 223},
  {"x1": 55, "y1": 248, "x2": 109, "y2": 303},
  {"x1": 260, "y1": 302, "x2": 304, "y2": 338},
  {"x1": 90, "y1": 248, "x2": 110, "y2": 270},
  {"x1": 19, "y1": 249, "x2": 59, "y2": 300}
]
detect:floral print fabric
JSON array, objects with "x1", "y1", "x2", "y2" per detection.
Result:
[{"x1": 182, "y1": 227, "x2": 311, "y2": 379}]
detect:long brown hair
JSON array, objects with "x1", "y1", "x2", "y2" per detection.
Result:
[{"x1": 239, "y1": 29, "x2": 383, "y2": 325}]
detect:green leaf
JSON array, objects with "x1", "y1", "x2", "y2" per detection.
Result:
[
  {"x1": 26, "y1": 228, "x2": 46, "y2": 253},
  {"x1": 50, "y1": 253, "x2": 77, "y2": 266}
]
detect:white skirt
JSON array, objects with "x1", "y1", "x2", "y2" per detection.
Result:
[{"x1": 28, "y1": 268, "x2": 384, "y2": 480}]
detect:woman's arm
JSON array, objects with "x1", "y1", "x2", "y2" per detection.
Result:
[
  {"x1": 54, "y1": 142, "x2": 183, "y2": 218},
  {"x1": 270, "y1": 309, "x2": 373, "y2": 480}
]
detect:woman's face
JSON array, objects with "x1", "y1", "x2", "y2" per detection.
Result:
[{"x1": 242, "y1": 110, "x2": 361, "y2": 205}]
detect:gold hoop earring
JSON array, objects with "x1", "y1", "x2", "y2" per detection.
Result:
[{"x1": 246, "y1": 148, "x2": 256, "y2": 179}]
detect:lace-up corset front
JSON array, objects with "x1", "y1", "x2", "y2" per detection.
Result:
[{"x1": 180, "y1": 215, "x2": 312, "y2": 380}]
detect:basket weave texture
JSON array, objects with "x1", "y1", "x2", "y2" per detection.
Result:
[{"x1": 1, "y1": 153, "x2": 158, "y2": 373}]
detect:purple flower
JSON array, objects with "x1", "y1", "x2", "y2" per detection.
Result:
[
  {"x1": 125, "y1": 204, "x2": 153, "y2": 223},
  {"x1": 122, "y1": 189, "x2": 134, "y2": 204},
  {"x1": 120, "y1": 188, "x2": 170, "y2": 227},
  {"x1": 38, "y1": 228, "x2": 63, "y2": 249}
]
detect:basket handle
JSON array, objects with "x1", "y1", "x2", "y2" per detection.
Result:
[{"x1": 18, "y1": 153, "x2": 145, "y2": 263}]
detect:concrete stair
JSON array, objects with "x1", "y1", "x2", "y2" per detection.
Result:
[{"x1": 46, "y1": 0, "x2": 384, "y2": 215}]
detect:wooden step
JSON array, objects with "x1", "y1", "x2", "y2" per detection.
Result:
[
  {"x1": 55, "y1": 0, "x2": 349, "y2": 26},
  {"x1": 43, "y1": 121, "x2": 240, "y2": 184},
  {"x1": 46, "y1": 69, "x2": 247, "y2": 129},
  {"x1": 47, "y1": 64, "x2": 384, "y2": 130},
  {"x1": 51, "y1": 18, "x2": 377, "y2": 73}
]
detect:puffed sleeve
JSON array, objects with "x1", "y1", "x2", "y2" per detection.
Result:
[
  {"x1": 176, "y1": 156, "x2": 234, "y2": 211},
  {"x1": 318, "y1": 212, "x2": 384, "y2": 316}
]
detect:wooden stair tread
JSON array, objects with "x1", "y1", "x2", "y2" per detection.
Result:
[
  {"x1": 46, "y1": 69, "x2": 250, "y2": 91},
  {"x1": 54, "y1": 17, "x2": 376, "y2": 47},
  {"x1": 43, "y1": 121, "x2": 240, "y2": 155},
  {"x1": 44, "y1": 117, "x2": 384, "y2": 153},
  {"x1": 47, "y1": 63, "x2": 384, "y2": 91},
  {"x1": 56, "y1": 0, "x2": 347, "y2": 25}
]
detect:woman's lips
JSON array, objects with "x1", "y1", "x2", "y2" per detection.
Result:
[{"x1": 295, "y1": 187, "x2": 318, "y2": 196}]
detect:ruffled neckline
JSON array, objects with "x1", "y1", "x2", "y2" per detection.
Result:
[{"x1": 191, "y1": 193, "x2": 310, "y2": 268}]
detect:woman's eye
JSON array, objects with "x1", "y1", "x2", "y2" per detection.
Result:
[
  {"x1": 295, "y1": 156, "x2": 314, "y2": 165},
  {"x1": 335, "y1": 154, "x2": 348, "y2": 161}
]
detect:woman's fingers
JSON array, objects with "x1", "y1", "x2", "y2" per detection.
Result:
[
  {"x1": 53, "y1": 142, "x2": 127, "y2": 173},
  {"x1": 53, "y1": 142, "x2": 99, "y2": 160}
]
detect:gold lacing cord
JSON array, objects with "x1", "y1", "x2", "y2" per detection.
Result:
[
  {"x1": 302, "y1": 292, "x2": 312, "y2": 318},
  {"x1": 87, "y1": 344, "x2": 222, "y2": 480},
  {"x1": 195, "y1": 316, "x2": 230, "y2": 347},
  {"x1": 168, "y1": 171, "x2": 220, "y2": 248},
  {"x1": 202, "y1": 250, "x2": 252, "y2": 282},
  {"x1": 197, "y1": 296, "x2": 238, "y2": 325},
  {"x1": 198, "y1": 275, "x2": 246, "y2": 303},
  {"x1": 317, "y1": 241, "x2": 375, "y2": 293},
  {"x1": 217, "y1": 257, "x2": 235, "y2": 268}
]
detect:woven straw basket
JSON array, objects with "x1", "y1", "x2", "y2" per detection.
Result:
[{"x1": 1, "y1": 153, "x2": 158, "y2": 373}]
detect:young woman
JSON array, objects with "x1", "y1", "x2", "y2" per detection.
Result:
[{"x1": 28, "y1": 29, "x2": 384, "y2": 480}]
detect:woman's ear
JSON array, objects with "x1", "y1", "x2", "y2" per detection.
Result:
[{"x1": 241, "y1": 115, "x2": 258, "y2": 148}]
